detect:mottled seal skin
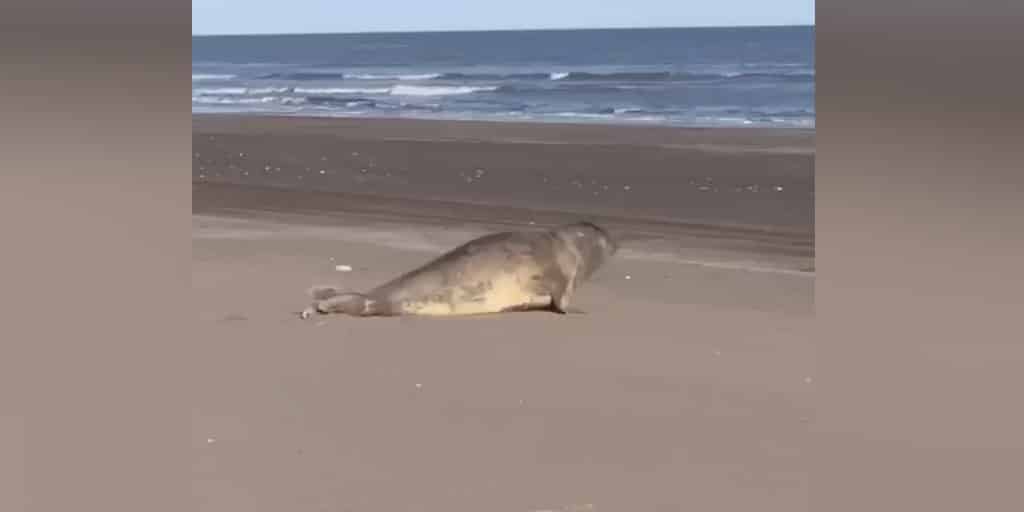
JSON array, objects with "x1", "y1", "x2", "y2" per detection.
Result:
[{"x1": 300, "y1": 222, "x2": 617, "y2": 319}]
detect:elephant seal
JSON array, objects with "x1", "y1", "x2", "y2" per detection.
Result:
[{"x1": 300, "y1": 221, "x2": 616, "y2": 319}]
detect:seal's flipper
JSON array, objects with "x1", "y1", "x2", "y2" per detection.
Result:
[
  {"x1": 315, "y1": 293, "x2": 379, "y2": 317},
  {"x1": 550, "y1": 292, "x2": 576, "y2": 314},
  {"x1": 550, "y1": 272, "x2": 579, "y2": 314},
  {"x1": 548, "y1": 301, "x2": 586, "y2": 315}
]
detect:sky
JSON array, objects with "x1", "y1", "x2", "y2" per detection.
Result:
[{"x1": 192, "y1": 0, "x2": 814, "y2": 36}]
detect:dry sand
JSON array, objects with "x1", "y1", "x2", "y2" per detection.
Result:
[{"x1": 192, "y1": 116, "x2": 814, "y2": 512}]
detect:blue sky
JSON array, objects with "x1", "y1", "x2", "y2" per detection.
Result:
[{"x1": 192, "y1": 0, "x2": 814, "y2": 35}]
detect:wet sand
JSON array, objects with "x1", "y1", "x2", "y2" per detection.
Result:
[
  {"x1": 192, "y1": 115, "x2": 815, "y2": 512},
  {"x1": 193, "y1": 115, "x2": 815, "y2": 231}
]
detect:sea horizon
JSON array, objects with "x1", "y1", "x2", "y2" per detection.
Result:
[{"x1": 193, "y1": 23, "x2": 815, "y2": 37}]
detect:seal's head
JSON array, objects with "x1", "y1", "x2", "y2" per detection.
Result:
[{"x1": 554, "y1": 221, "x2": 618, "y2": 279}]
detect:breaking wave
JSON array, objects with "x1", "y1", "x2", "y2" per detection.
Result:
[
  {"x1": 389, "y1": 85, "x2": 498, "y2": 96},
  {"x1": 191, "y1": 73, "x2": 236, "y2": 81},
  {"x1": 429, "y1": 71, "x2": 813, "y2": 82},
  {"x1": 347, "y1": 73, "x2": 442, "y2": 80}
]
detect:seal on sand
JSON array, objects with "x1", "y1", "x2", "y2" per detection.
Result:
[{"x1": 300, "y1": 221, "x2": 617, "y2": 318}]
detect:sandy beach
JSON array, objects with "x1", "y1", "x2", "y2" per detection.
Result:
[{"x1": 192, "y1": 115, "x2": 815, "y2": 511}]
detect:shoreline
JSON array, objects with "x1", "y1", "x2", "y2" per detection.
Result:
[
  {"x1": 193, "y1": 113, "x2": 814, "y2": 152},
  {"x1": 192, "y1": 110, "x2": 816, "y2": 135}
]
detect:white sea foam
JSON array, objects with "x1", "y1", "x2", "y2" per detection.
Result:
[
  {"x1": 246, "y1": 87, "x2": 293, "y2": 94},
  {"x1": 550, "y1": 112, "x2": 614, "y2": 119},
  {"x1": 191, "y1": 73, "x2": 235, "y2": 81},
  {"x1": 348, "y1": 73, "x2": 441, "y2": 80},
  {"x1": 191, "y1": 96, "x2": 280, "y2": 105},
  {"x1": 549, "y1": 72, "x2": 570, "y2": 80},
  {"x1": 283, "y1": 85, "x2": 495, "y2": 96},
  {"x1": 293, "y1": 87, "x2": 391, "y2": 95},
  {"x1": 623, "y1": 116, "x2": 666, "y2": 123},
  {"x1": 193, "y1": 87, "x2": 291, "y2": 95},
  {"x1": 194, "y1": 87, "x2": 247, "y2": 95},
  {"x1": 390, "y1": 85, "x2": 497, "y2": 96}
]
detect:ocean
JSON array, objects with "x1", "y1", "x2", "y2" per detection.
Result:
[{"x1": 192, "y1": 26, "x2": 814, "y2": 128}]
